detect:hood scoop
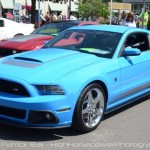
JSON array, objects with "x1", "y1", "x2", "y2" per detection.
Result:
[
  {"x1": 3, "y1": 57, "x2": 42, "y2": 68},
  {"x1": 14, "y1": 57, "x2": 43, "y2": 63}
]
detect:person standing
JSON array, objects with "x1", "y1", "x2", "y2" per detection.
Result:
[
  {"x1": 6, "y1": 11, "x2": 13, "y2": 20},
  {"x1": 118, "y1": 11, "x2": 127, "y2": 25},
  {"x1": 138, "y1": 5, "x2": 149, "y2": 29},
  {"x1": 122, "y1": 12, "x2": 136, "y2": 27},
  {"x1": 44, "y1": 12, "x2": 50, "y2": 23}
]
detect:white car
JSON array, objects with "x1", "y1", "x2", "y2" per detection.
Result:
[{"x1": 0, "y1": 18, "x2": 34, "y2": 40}]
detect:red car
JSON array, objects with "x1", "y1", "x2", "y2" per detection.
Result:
[{"x1": 0, "y1": 20, "x2": 98, "y2": 57}]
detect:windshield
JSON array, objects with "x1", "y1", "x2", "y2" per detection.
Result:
[
  {"x1": 32, "y1": 22, "x2": 78, "y2": 35},
  {"x1": 43, "y1": 29, "x2": 122, "y2": 58}
]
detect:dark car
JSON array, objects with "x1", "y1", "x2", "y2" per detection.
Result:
[{"x1": 0, "y1": 20, "x2": 98, "y2": 57}]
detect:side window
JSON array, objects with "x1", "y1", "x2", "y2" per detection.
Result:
[
  {"x1": 0, "y1": 20, "x2": 4, "y2": 27},
  {"x1": 125, "y1": 33, "x2": 149, "y2": 52}
]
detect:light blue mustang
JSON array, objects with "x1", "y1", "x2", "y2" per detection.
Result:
[{"x1": 0, "y1": 25, "x2": 150, "y2": 132}]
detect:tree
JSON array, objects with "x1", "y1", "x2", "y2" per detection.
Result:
[
  {"x1": 77, "y1": 0, "x2": 109, "y2": 21},
  {"x1": 102, "y1": 0, "x2": 122, "y2": 2}
]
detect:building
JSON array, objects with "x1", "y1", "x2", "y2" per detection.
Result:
[
  {"x1": 0, "y1": 0, "x2": 78, "y2": 18},
  {"x1": 108, "y1": 2, "x2": 131, "y2": 14},
  {"x1": 122, "y1": 0, "x2": 150, "y2": 14}
]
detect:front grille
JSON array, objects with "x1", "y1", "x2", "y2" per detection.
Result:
[
  {"x1": 0, "y1": 105, "x2": 26, "y2": 119},
  {"x1": 0, "y1": 48, "x2": 21, "y2": 57},
  {"x1": 0, "y1": 79, "x2": 30, "y2": 97}
]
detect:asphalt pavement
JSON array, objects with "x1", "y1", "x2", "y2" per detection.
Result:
[{"x1": 0, "y1": 97, "x2": 150, "y2": 150}]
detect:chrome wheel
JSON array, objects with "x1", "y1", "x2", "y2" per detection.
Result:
[
  {"x1": 72, "y1": 83, "x2": 106, "y2": 133},
  {"x1": 82, "y1": 88, "x2": 104, "y2": 128}
]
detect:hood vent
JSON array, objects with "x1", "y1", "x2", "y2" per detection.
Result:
[{"x1": 14, "y1": 57, "x2": 42, "y2": 63}]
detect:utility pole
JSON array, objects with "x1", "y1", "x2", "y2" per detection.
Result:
[
  {"x1": 25, "y1": 0, "x2": 27, "y2": 15},
  {"x1": 68, "y1": 0, "x2": 71, "y2": 19},
  {"x1": 110, "y1": 0, "x2": 112, "y2": 25},
  {"x1": 142, "y1": 0, "x2": 146, "y2": 28},
  {"x1": 13, "y1": 0, "x2": 15, "y2": 5},
  {"x1": 38, "y1": 0, "x2": 40, "y2": 28},
  {"x1": 13, "y1": 0, "x2": 15, "y2": 20}
]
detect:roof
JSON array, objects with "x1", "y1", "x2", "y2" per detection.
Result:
[
  {"x1": 69, "y1": 25, "x2": 145, "y2": 34},
  {"x1": 46, "y1": 20, "x2": 83, "y2": 24},
  {"x1": 44, "y1": 20, "x2": 94, "y2": 26},
  {"x1": 0, "y1": 18, "x2": 19, "y2": 24}
]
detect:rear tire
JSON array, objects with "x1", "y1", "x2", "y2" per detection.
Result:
[
  {"x1": 72, "y1": 83, "x2": 106, "y2": 133},
  {"x1": 14, "y1": 34, "x2": 23, "y2": 37}
]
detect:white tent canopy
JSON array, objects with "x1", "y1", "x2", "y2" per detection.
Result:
[
  {"x1": 71, "y1": 1, "x2": 78, "y2": 11},
  {"x1": 1, "y1": 0, "x2": 13, "y2": 9},
  {"x1": 48, "y1": 2, "x2": 66, "y2": 11}
]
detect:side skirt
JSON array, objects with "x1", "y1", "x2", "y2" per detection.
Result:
[{"x1": 105, "y1": 92, "x2": 150, "y2": 114}]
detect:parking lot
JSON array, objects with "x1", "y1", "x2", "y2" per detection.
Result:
[{"x1": 0, "y1": 97, "x2": 150, "y2": 150}]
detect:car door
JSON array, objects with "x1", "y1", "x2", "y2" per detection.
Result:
[
  {"x1": 118, "y1": 32, "x2": 150, "y2": 102},
  {"x1": 0, "y1": 19, "x2": 6, "y2": 40}
]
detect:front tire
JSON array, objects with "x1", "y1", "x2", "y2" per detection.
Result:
[{"x1": 72, "y1": 83, "x2": 106, "y2": 133}]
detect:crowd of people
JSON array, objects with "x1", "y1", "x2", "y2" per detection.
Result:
[
  {"x1": 1, "y1": 5, "x2": 150, "y2": 30},
  {"x1": 118, "y1": 5, "x2": 149, "y2": 29},
  {"x1": 37, "y1": 6, "x2": 150, "y2": 30},
  {"x1": 34, "y1": 11, "x2": 77, "y2": 28}
]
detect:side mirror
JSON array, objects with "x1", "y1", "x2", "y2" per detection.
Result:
[{"x1": 123, "y1": 47, "x2": 141, "y2": 56}]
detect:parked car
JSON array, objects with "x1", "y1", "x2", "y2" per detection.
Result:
[
  {"x1": 0, "y1": 20, "x2": 98, "y2": 57},
  {"x1": 1, "y1": 25, "x2": 149, "y2": 133},
  {"x1": 0, "y1": 18, "x2": 34, "y2": 41}
]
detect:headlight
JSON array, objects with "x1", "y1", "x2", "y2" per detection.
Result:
[{"x1": 34, "y1": 85, "x2": 65, "y2": 95}]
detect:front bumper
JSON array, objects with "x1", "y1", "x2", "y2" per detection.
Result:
[
  {"x1": 0, "y1": 117, "x2": 71, "y2": 129},
  {"x1": 0, "y1": 94, "x2": 74, "y2": 128}
]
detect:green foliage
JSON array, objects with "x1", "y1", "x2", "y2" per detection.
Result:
[
  {"x1": 77, "y1": 0, "x2": 109, "y2": 20},
  {"x1": 102, "y1": 0, "x2": 122, "y2": 2}
]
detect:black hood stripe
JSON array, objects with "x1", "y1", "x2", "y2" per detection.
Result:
[{"x1": 3, "y1": 59, "x2": 41, "y2": 68}]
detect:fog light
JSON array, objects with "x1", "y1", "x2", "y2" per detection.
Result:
[
  {"x1": 45, "y1": 112, "x2": 52, "y2": 120},
  {"x1": 28, "y1": 110, "x2": 59, "y2": 124}
]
